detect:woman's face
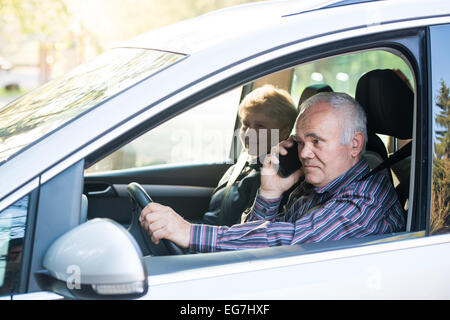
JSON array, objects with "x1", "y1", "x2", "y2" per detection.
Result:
[{"x1": 239, "y1": 111, "x2": 290, "y2": 158}]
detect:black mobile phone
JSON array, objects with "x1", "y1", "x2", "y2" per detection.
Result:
[{"x1": 278, "y1": 141, "x2": 302, "y2": 178}]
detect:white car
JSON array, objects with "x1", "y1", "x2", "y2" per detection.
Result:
[{"x1": 0, "y1": 0, "x2": 449, "y2": 301}]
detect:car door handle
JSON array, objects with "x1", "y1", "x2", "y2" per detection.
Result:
[
  {"x1": 88, "y1": 185, "x2": 112, "y2": 196},
  {"x1": 84, "y1": 183, "x2": 117, "y2": 197}
]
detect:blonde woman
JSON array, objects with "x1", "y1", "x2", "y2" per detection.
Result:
[{"x1": 200, "y1": 84, "x2": 298, "y2": 226}]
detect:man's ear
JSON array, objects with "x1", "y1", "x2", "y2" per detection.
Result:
[{"x1": 351, "y1": 131, "x2": 365, "y2": 157}]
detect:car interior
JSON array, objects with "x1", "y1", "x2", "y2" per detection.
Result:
[{"x1": 82, "y1": 47, "x2": 421, "y2": 259}]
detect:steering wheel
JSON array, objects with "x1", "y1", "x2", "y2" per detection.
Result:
[{"x1": 126, "y1": 182, "x2": 184, "y2": 255}]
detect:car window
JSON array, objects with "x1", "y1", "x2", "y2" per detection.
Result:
[
  {"x1": 0, "y1": 48, "x2": 184, "y2": 165},
  {"x1": 288, "y1": 48, "x2": 417, "y2": 225},
  {"x1": 290, "y1": 49, "x2": 414, "y2": 167},
  {"x1": 290, "y1": 49, "x2": 414, "y2": 105},
  {"x1": 0, "y1": 196, "x2": 28, "y2": 296},
  {"x1": 429, "y1": 24, "x2": 450, "y2": 235},
  {"x1": 86, "y1": 87, "x2": 242, "y2": 173},
  {"x1": 85, "y1": 36, "x2": 418, "y2": 261}
]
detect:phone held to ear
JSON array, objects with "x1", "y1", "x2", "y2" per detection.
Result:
[{"x1": 278, "y1": 142, "x2": 302, "y2": 178}]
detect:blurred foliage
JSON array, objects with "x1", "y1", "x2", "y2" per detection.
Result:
[
  {"x1": 0, "y1": 0, "x2": 70, "y2": 35},
  {"x1": 0, "y1": 49, "x2": 182, "y2": 162},
  {"x1": 434, "y1": 79, "x2": 450, "y2": 159},
  {"x1": 0, "y1": 0, "x2": 262, "y2": 85},
  {"x1": 431, "y1": 158, "x2": 450, "y2": 234},
  {"x1": 0, "y1": 0, "x2": 262, "y2": 60},
  {"x1": 431, "y1": 79, "x2": 450, "y2": 235},
  {"x1": 0, "y1": 87, "x2": 26, "y2": 97},
  {"x1": 0, "y1": 0, "x2": 103, "y2": 81}
]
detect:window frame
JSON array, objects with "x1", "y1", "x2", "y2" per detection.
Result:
[
  {"x1": 85, "y1": 27, "x2": 428, "y2": 260},
  {"x1": 427, "y1": 23, "x2": 450, "y2": 236}
]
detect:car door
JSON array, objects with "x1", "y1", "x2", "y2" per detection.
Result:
[
  {"x1": 140, "y1": 22, "x2": 450, "y2": 299},
  {"x1": 83, "y1": 85, "x2": 246, "y2": 226},
  {"x1": 79, "y1": 22, "x2": 445, "y2": 299}
]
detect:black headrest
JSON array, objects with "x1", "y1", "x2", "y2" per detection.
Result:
[
  {"x1": 355, "y1": 69, "x2": 414, "y2": 139},
  {"x1": 298, "y1": 84, "x2": 333, "y2": 107}
]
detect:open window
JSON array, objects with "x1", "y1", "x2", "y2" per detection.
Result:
[
  {"x1": 231, "y1": 48, "x2": 416, "y2": 226},
  {"x1": 83, "y1": 26, "x2": 425, "y2": 261},
  {"x1": 287, "y1": 48, "x2": 415, "y2": 222}
]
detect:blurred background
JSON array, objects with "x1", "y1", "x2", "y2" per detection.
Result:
[{"x1": 0, "y1": 0, "x2": 262, "y2": 107}]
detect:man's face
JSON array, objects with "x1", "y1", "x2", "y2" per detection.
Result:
[
  {"x1": 240, "y1": 111, "x2": 289, "y2": 158},
  {"x1": 293, "y1": 102, "x2": 357, "y2": 188}
]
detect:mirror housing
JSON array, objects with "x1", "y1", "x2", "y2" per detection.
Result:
[{"x1": 35, "y1": 218, "x2": 148, "y2": 299}]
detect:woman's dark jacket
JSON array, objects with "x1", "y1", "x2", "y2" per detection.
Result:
[{"x1": 199, "y1": 160, "x2": 296, "y2": 226}]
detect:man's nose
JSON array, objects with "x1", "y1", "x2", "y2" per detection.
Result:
[{"x1": 299, "y1": 143, "x2": 314, "y2": 159}]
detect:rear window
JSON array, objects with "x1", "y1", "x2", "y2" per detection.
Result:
[{"x1": 0, "y1": 48, "x2": 184, "y2": 164}]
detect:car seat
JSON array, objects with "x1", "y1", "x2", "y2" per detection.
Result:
[
  {"x1": 355, "y1": 69, "x2": 414, "y2": 210},
  {"x1": 298, "y1": 83, "x2": 333, "y2": 107}
]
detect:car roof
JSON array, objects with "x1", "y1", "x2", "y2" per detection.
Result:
[
  {"x1": 118, "y1": 0, "x2": 444, "y2": 55},
  {"x1": 117, "y1": 0, "x2": 330, "y2": 54}
]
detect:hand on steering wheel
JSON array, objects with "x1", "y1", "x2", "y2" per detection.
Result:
[{"x1": 127, "y1": 182, "x2": 185, "y2": 255}]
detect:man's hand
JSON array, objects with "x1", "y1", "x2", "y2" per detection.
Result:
[
  {"x1": 259, "y1": 138, "x2": 303, "y2": 199},
  {"x1": 139, "y1": 203, "x2": 191, "y2": 248}
]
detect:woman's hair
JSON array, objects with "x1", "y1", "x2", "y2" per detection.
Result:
[
  {"x1": 299, "y1": 91, "x2": 367, "y2": 149},
  {"x1": 238, "y1": 84, "x2": 298, "y2": 132}
]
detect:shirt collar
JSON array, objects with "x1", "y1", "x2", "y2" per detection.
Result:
[{"x1": 313, "y1": 158, "x2": 370, "y2": 196}]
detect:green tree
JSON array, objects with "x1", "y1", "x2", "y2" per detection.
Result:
[
  {"x1": 0, "y1": 0, "x2": 262, "y2": 84},
  {"x1": 431, "y1": 79, "x2": 450, "y2": 234},
  {"x1": 0, "y1": 0, "x2": 101, "y2": 83},
  {"x1": 430, "y1": 158, "x2": 450, "y2": 234},
  {"x1": 434, "y1": 79, "x2": 450, "y2": 159},
  {"x1": 0, "y1": 0, "x2": 69, "y2": 34}
]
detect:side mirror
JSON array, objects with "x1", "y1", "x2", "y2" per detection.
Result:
[{"x1": 35, "y1": 219, "x2": 148, "y2": 299}]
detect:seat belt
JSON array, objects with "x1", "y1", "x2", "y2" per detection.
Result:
[
  {"x1": 225, "y1": 152, "x2": 251, "y2": 188},
  {"x1": 219, "y1": 152, "x2": 252, "y2": 225},
  {"x1": 362, "y1": 141, "x2": 412, "y2": 180}
]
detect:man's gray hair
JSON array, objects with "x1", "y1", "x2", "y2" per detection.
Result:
[{"x1": 299, "y1": 92, "x2": 367, "y2": 150}]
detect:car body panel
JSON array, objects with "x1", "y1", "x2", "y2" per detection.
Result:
[
  {"x1": 0, "y1": 0, "x2": 449, "y2": 300},
  {"x1": 121, "y1": 0, "x2": 449, "y2": 55},
  {"x1": 143, "y1": 234, "x2": 450, "y2": 299}
]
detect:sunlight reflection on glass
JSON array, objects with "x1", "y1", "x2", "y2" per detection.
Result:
[{"x1": 0, "y1": 48, "x2": 184, "y2": 164}]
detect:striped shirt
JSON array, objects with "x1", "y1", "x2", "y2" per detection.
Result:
[{"x1": 189, "y1": 157, "x2": 405, "y2": 252}]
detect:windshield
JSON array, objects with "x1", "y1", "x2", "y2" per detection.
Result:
[{"x1": 0, "y1": 48, "x2": 184, "y2": 164}]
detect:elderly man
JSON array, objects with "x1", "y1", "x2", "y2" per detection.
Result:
[{"x1": 140, "y1": 92, "x2": 406, "y2": 252}]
